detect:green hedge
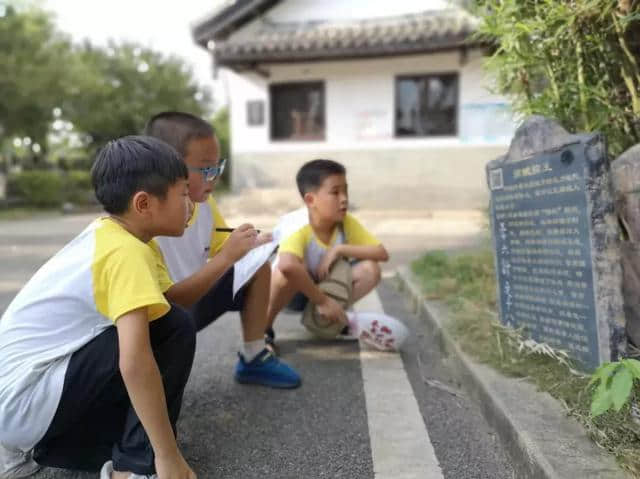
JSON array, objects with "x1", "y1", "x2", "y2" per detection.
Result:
[
  {"x1": 7, "y1": 170, "x2": 94, "y2": 208},
  {"x1": 63, "y1": 170, "x2": 94, "y2": 205}
]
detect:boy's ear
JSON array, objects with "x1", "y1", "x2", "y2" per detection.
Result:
[
  {"x1": 131, "y1": 191, "x2": 152, "y2": 215},
  {"x1": 303, "y1": 191, "x2": 315, "y2": 207}
]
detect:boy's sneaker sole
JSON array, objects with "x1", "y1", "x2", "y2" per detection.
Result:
[{"x1": 234, "y1": 374, "x2": 300, "y2": 389}]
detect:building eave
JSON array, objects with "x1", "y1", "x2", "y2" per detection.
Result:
[
  {"x1": 202, "y1": 8, "x2": 485, "y2": 69},
  {"x1": 218, "y1": 40, "x2": 486, "y2": 70},
  {"x1": 192, "y1": 0, "x2": 281, "y2": 47}
]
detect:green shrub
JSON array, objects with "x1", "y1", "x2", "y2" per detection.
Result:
[
  {"x1": 63, "y1": 170, "x2": 94, "y2": 205},
  {"x1": 590, "y1": 359, "x2": 640, "y2": 416},
  {"x1": 474, "y1": 0, "x2": 640, "y2": 157},
  {"x1": 7, "y1": 169, "x2": 94, "y2": 207},
  {"x1": 65, "y1": 169, "x2": 91, "y2": 190},
  {"x1": 7, "y1": 171, "x2": 64, "y2": 207}
]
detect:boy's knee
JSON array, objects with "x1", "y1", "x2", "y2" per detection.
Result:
[
  {"x1": 363, "y1": 260, "x2": 381, "y2": 284},
  {"x1": 272, "y1": 264, "x2": 290, "y2": 287}
]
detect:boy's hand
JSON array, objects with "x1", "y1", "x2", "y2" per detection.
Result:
[
  {"x1": 316, "y1": 295, "x2": 347, "y2": 324},
  {"x1": 255, "y1": 231, "x2": 274, "y2": 247},
  {"x1": 155, "y1": 450, "x2": 197, "y2": 479},
  {"x1": 220, "y1": 224, "x2": 259, "y2": 263},
  {"x1": 316, "y1": 246, "x2": 341, "y2": 281}
]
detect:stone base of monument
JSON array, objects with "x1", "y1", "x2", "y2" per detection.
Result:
[
  {"x1": 619, "y1": 242, "x2": 640, "y2": 348},
  {"x1": 396, "y1": 266, "x2": 625, "y2": 479},
  {"x1": 612, "y1": 144, "x2": 640, "y2": 348}
]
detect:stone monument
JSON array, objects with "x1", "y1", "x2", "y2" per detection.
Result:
[{"x1": 486, "y1": 116, "x2": 625, "y2": 371}]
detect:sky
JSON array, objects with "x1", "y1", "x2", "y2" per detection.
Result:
[{"x1": 43, "y1": 0, "x2": 228, "y2": 108}]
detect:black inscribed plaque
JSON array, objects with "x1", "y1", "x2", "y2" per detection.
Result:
[{"x1": 489, "y1": 143, "x2": 600, "y2": 369}]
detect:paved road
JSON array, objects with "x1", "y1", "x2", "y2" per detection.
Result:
[{"x1": 0, "y1": 212, "x2": 513, "y2": 479}]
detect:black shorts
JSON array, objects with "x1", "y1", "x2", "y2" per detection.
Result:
[
  {"x1": 189, "y1": 266, "x2": 247, "y2": 332},
  {"x1": 287, "y1": 292, "x2": 309, "y2": 312}
]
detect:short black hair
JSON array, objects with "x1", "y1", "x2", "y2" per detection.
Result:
[
  {"x1": 296, "y1": 159, "x2": 346, "y2": 196},
  {"x1": 91, "y1": 135, "x2": 188, "y2": 214},
  {"x1": 144, "y1": 111, "x2": 215, "y2": 157}
]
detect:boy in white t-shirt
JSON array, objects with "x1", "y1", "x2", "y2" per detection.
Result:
[
  {"x1": 0, "y1": 137, "x2": 197, "y2": 479},
  {"x1": 145, "y1": 112, "x2": 300, "y2": 389}
]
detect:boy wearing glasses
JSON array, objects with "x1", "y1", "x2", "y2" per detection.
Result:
[{"x1": 144, "y1": 112, "x2": 301, "y2": 389}]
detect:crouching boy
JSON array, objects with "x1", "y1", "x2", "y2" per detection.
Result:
[
  {"x1": 266, "y1": 159, "x2": 389, "y2": 347},
  {"x1": 0, "y1": 137, "x2": 197, "y2": 478},
  {"x1": 145, "y1": 112, "x2": 300, "y2": 388}
]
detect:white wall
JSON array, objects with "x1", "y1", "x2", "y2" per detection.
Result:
[{"x1": 226, "y1": 50, "x2": 515, "y2": 156}]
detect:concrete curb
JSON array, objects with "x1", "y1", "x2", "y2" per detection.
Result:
[{"x1": 395, "y1": 266, "x2": 628, "y2": 479}]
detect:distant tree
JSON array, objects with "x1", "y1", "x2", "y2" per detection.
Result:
[
  {"x1": 0, "y1": 3, "x2": 75, "y2": 151},
  {"x1": 64, "y1": 41, "x2": 211, "y2": 150},
  {"x1": 1, "y1": 2, "x2": 212, "y2": 161}
]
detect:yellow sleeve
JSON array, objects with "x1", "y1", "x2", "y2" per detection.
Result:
[
  {"x1": 148, "y1": 239, "x2": 174, "y2": 293},
  {"x1": 208, "y1": 196, "x2": 230, "y2": 257},
  {"x1": 343, "y1": 213, "x2": 380, "y2": 246},
  {"x1": 279, "y1": 225, "x2": 310, "y2": 259},
  {"x1": 94, "y1": 242, "x2": 170, "y2": 323}
]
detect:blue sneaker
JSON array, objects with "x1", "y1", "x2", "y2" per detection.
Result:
[{"x1": 234, "y1": 349, "x2": 301, "y2": 389}]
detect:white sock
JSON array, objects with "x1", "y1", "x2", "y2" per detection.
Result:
[{"x1": 242, "y1": 339, "x2": 266, "y2": 361}]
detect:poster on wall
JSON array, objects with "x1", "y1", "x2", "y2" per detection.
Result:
[
  {"x1": 355, "y1": 110, "x2": 390, "y2": 140},
  {"x1": 460, "y1": 103, "x2": 515, "y2": 144}
]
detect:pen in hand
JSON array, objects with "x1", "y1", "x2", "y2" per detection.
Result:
[{"x1": 216, "y1": 227, "x2": 261, "y2": 234}]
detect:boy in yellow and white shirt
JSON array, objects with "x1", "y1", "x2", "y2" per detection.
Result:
[
  {"x1": 266, "y1": 159, "x2": 389, "y2": 346},
  {"x1": 145, "y1": 112, "x2": 300, "y2": 389},
  {"x1": 0, "y1": 137, "x2": 197, "y2": 479}
]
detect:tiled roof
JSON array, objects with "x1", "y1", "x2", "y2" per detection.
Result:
[
  {"x1": 207, "y1": 9, "x2": 482, "y2": 67},
  {"x1": 192, "y1": 0, "x2": 279, "y2": 46}
]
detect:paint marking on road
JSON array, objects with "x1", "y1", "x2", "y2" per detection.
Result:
[{"x1": 356, "y1": 290, "x2": 444, "y2": 479}]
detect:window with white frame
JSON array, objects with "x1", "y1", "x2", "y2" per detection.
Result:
[
  {"x1": 395, "y1": 73, "x2": 458, "y2": 137},
  {"x1": 270, "y1": 82, "x2": 325, "y2": 141}
]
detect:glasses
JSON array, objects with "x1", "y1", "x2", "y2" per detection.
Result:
[{"x1": 189, "y1": 158, "x2": 227, "y2": 182}]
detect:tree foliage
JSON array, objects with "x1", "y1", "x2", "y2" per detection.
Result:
[
  {"x1": 1, "y1": 2, "x2": 212, "y2": 159},
  {"x1": 474, "y1": 0, "x2": 640, "y2": 157},
  {"x1": 0, "y1": 4, "x2": 75, "y2": 147},
  {"x1": 65, "y1": 42, "x2": 210, "y2": 148}
]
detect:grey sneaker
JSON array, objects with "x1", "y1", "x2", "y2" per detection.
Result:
[
  {"x1": 0, "y1": 444, "x2": 40, "y2": 479},
  {"x1": 100, "y1": 460, "x2": 158, "y2": 479}
]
